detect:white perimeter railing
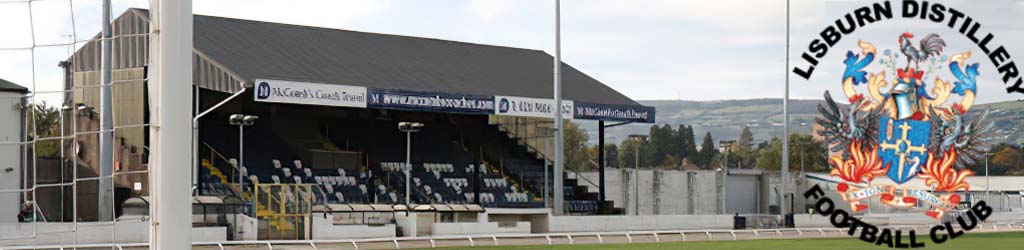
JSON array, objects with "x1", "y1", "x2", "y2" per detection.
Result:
[{"x1": 5, "y1": 224, "x2": 1024, "y2": 250}]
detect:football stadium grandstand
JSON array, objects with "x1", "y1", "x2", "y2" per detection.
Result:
[
  {"x1": 2, "y1": 4, "x2": 1024, "y2": 250},
  {"x1": 1, "y1": 8, "x2": 657, "y2": 245}
]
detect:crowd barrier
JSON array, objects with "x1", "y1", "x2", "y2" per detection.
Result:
[{"x1": 6, "y1": 223, "x2": 1024, "y2": 250}]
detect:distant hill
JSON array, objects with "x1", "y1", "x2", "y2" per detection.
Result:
[{"x1": 585, "y1": 99, "x2": 1024, "y2": 148}]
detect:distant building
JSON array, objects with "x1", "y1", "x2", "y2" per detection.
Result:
[
  {"x1": 718, "y1": 140, "x2": 736, "y2": 153},
  {"x1": 0, "y1": 77, "x2": 28, "y2": 223}
]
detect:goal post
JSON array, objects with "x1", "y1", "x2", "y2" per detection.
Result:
[{"x1": 148, "y1": 0, "x2": 193, "y2": 249}]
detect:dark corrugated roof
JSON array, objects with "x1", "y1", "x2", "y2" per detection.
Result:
[
  {"x1": 0, "y1": 78, "x2": 28, "y2": 93},
  {"x1": 134, "y1": 9, "x2": 639, "y2": 106}
]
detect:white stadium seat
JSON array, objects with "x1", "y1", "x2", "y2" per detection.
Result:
[{"x1": 272, "y1": 159, "x2": 282, "y2": 169}]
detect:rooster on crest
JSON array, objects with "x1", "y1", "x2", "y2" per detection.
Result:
[{"x1": 898, "y1": 32, "x2": 946, "y2": 69}]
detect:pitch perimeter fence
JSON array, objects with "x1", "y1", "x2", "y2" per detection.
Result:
[{"x1": 5, "y1": 223, "x2": 1024, "y2": 250}]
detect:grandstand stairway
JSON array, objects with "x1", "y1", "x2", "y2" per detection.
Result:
[{"x1": 472, "y1": 116, "x2": 623, "y2": 214}]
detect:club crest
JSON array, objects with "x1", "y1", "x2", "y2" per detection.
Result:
[{"x1": 816, "y1": 32, "x2": 996, "y2": 219}]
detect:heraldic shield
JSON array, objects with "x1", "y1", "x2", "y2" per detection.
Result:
[{"x1": 877, "y1": 117, "x2": 931, "y2": 184}]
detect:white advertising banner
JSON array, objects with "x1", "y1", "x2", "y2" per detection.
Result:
[
  {"x1": 253, "y1": 79, "x2": 367, "y2": 108},
  {"x1": 494, "y1": 95, "x2": 574, "y2": 119}
]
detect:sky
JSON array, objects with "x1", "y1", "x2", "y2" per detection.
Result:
[{"x1": 2, "y1": 0, "x2": 1024, "y2": 105}]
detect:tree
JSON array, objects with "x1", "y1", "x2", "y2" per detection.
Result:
[
  {"x1": 978, "y1": 144, "x2": 1024, "y2": 176},
  {"x1": 730, "y1": 127, "x2": 756, "y2": 169},
  {"x1": 646, "y1": 124, "x2": 674, "y2": 167},
  {"x1": 562, "y1": 121, "x2": 591, "y2": 173},
  {"x1": 604, "y1": 143, "x2": 619, "y2": 168},
  {"x1": 28, "y1": 101, "x2": 62, "y2": 158},
  {"x1": 755, "y1": 133, "x2": 828, "y2": 171},
  {"x1": 618, "y1": 139, "x2": 648, "y2": 169},
  {"x1": 680, "y1": 125, "x2": 698, "y2": 162},
  {"x1": 696, "y1": 131, "x2": 717, "y2": 168}
]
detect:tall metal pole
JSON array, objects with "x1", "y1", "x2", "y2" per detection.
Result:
[
  {"x1": 552, "y1": 0, "x2": 565, "y2": 216},
  {"x1": 405, "y1": 131, "x2": 412, "y2": 205},
  {"x1": 781, "y1": 0, "x2": 792, "y2": 218},
  {"x1": 722, "y1": 152, "x2": 728, "y2": 214},
  {"x1": 98, "y1": 0, "x2": 114, "y2": 222},
  {"x1": 985, "y1": 155, "x2": 990, "y2": 199},
  {"x1": 150, "y1": 0, "x2": 193, "y2": 248},
  {"x1": 634, "y1": 145, "x2": 639, "y2": 215},
  {"x1": 597, "y1": 121, "x2": 606, "y2": 213},
  {"x1": 238, "y1": 125, "x2": 244, "y2": 191}
]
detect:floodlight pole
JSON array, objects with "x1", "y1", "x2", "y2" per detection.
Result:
[
  {"x1": 238, "y1": 124, "x2": 244, "y2": 190},
  {"x1": 781, "y1": 0, "x2": 792, "y2": 221},
  {"x1": 985, "y1": 153, "x2": 992, "y2": 199},
  {"x1": 405, "y1": 130, "x2": 412, "y2": 205},
  {"x1": 98, "y1": 0, "x2": 114, "y2": 222},
  {"x1": 634, "y1": 143, "x2": 639, "y2": 215},
  {"x1": 149, "y1": 0, "x2": 193, "y2": 249},
  {"x1": 552, "y1": 0, "x2": 565, "y2": 216}
]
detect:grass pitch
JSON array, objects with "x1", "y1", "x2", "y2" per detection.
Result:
[{"x1": 427, "y1": 232, "x2": 1024, "y2": 250}]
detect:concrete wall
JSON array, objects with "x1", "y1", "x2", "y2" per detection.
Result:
[
  {"x1": 0, "y1": 218, "x2": 227, "y2": 247},
  {"x1": 0, "y1": 91, "x2": 23, "y2": 223},
  {"x1": 431, "y1": 222, "x2": 499, "y2": 236},
  {"x1": 580, "y1": 169, "x2": 773, "y2": 215},
  {"x1": 548, "y1": 214, "x2": 734, "y2": 233},
  {"x1": 311, "y1": 214, "x2": 395, "y2": 240}
]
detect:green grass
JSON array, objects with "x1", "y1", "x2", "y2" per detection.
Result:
[{"x1": 428, "y1": 232, "x2": 1024, "y2": 250}]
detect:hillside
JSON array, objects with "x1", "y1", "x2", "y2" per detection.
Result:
[{"x1": 586, "y1": 99, "x2": 1024, "y2": 147}]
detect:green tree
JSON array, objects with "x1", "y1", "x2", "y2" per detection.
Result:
[
  {"x1": 680, "y1": 125, "x2": 698, "y2": 162},
  {"x1": 730, "y1": 127, "x2": 756, "y2": 168},
  {"x1": 696, "y1": 131, "x2": 717, "y2": 168},
  {"x1": 647, "y1": 124, "x2": 674, "y2": 167},
  {"x1": 755, "y1": 133, "x2": 828, "y2": 171},
  {"x1": 973, "y1": 144, "x2": 1024, "y2": 176},
  {"x1": 562, "y1": 121, "x2": 591, "y2": 173},
  {"x1": 737, "y1": 127, "x2": 754, "y2": 152},
  {"x1": 604, "y1": 143, "x2": 619, "y2": 168},
  {"x1": 28, "y1": 102, "x2": 62, "y2": 157},
  {"x1": 617, "y1": 139, "x2": 649, "y2": 169}
]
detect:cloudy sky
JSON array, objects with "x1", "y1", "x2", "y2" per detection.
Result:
[{"x1": 2, "y1": 0, "x2": 1023, "y2": 105}]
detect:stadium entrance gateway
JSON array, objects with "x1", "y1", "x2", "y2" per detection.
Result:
[
  {"x1": 796, "y1": 0, "x2": 1022, "y2": 248},
  {"x1": 45, "y1": 8, "x2": 654, "y2": 241}
]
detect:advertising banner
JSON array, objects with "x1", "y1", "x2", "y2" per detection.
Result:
[
  {"x1": 367, "y1": 89, "x2": 494, "y2": 114},
  {"x1": 573, "y1": 102, "x2": 655, "y2": 123},
  {"x1": 494, "y1": 95, "x2": 574, "y2": 119},
  {"x1": 254, "y1": 79, "x2": 367, "y2": 108}
]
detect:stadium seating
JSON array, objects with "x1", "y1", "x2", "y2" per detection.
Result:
[{"x1": 198, "y1": 113, "x2": 609, "y2": 210}]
